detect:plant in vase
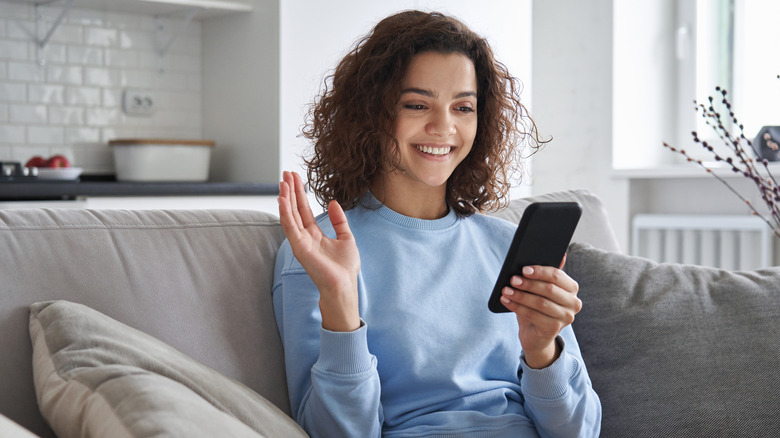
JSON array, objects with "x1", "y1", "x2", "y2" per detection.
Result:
[{"x1": 663, "y1": 86, "x2": 780, "y2": 239}]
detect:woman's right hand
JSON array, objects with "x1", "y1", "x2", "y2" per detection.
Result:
[{"x1": 278, "y1": 171, "x2": 362, "y2": 332}]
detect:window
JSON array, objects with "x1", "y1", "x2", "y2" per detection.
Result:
[{"x1": 613, "y1": 0, "x2": 780, "y2": 169}]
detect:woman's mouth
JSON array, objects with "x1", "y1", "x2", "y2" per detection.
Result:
[{"x1": 415, "y1": 144, "x2": 452, "y2": 156}]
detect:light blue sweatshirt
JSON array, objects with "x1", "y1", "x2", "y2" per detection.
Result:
[{"x1": 272, "y1": 194, "x2": 601, "y2": 437}]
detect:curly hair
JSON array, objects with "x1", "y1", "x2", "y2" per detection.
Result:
[{"x1": 303, "y1": 10, "x2": 544, "y2": 216}]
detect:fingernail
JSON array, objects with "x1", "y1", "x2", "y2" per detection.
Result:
[
  {"x1": 500, "y1": 296, "x2": 510, "y2": 304},
  {"x1": 503, "y1": 287, "x2": 515, "y2": 296},
  {"x1": 510, "y1": 276, "x2": 523, "y2": 287},
  {"x1": 522, "y1": 266, "x2": 534, "y2": 276}
]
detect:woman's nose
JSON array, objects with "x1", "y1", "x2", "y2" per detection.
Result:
[{"x1": 425, "y1": 109, "x2": 456, "y2": 137}]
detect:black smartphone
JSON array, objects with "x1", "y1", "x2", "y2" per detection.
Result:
[{"x1": 488, "y1": 202, "x2": 583, "y2": 313}]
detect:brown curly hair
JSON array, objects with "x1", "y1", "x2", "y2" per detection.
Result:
[{"x1": 303, "y1": 10, "x2": 543, "y2": 216}]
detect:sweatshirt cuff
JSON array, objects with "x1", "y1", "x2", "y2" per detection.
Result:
[
  {"x1": 315, "y1": 319, "x2": 375, "y2": 375},
  {"x1": 519, "y1": 336, "x2": 581, "y2": 399}
]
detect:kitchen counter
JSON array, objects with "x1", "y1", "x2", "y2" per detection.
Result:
[{"x1": 0, "y1": 177, "x2": 278, "y2": 201}]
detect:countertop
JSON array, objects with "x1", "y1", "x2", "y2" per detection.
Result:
[{"x1": 0, "y1": 176, "x2": 279, "y2": 201}]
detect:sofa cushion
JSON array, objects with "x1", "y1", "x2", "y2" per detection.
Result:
[
  {"x1": 565, "y1": 242, "x2": 780, "y2": 437},
  {"x1": 29, "y1": 300, "x2": 307, "y2": 438}
]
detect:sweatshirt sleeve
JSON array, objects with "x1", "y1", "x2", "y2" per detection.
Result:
[
  {"x1": 519, "y1": 326, "x2": 602, "y2": 437},
  {"x1": 272, "y1": 241, "x2": 383, "y2": 438}
]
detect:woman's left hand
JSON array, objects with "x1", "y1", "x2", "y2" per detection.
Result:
[{"x1": 499, "y1": 257, "x2": 581, "y2": 369}]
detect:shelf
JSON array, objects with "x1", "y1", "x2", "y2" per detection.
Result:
[
  {"x1": 612, "y1": 162, "x2": 780, "y2": 180},
  {"x1": 1, "y1": 0, "x2": 253, "y2": 19}
]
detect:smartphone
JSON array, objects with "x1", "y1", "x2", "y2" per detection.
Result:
[{"x1": 488, "y1": 202, "x2": 582, "y2": 313}]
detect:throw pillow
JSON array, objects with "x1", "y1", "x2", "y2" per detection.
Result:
[
  {"x1": 565, "y1": 242, "x2": 780, "y2": 437},
  {"x1": 29, "y1": 300, "x2": 307, "y2": 438}
]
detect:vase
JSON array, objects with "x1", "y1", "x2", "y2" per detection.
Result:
[{"x1": 753, "y1": 126, "x2": 780, "y2": 162}]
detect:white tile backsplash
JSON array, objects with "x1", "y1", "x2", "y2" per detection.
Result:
[
  {"x1": 0, "y1": 125, "x2": 25, "y2": 145},
  {"x1": 0, "y1": 82, "x2": 26, "y2": 102},
  {"x1": 65, "y1": 126, "x2": 101, "y2": 143},
  {"x1": 47, "y1": 24, "x2": 83, "y2": 45},
  {"x1": 8, "y1": 62, "x2": 45, "y2": 82},
  {"x1": 28, "y1": 84, "x2": 65, "y2": 104},
  {"x1": 66, "y1": 86, "x2": 101, "y2": 106},
  {"x1": 85, "y1": 66, "x2": 120, "y2": 87},
  {"x1": 49, "y1": 106, "x2": 85, "y2": 125},
  {"x1": 84, "y1": 27, "x2": 117, "y2": 47},
  {"x1": 45, "y1": 65, "x2": 83, "y2": 85},
  {"x1": 28, "y1": 125, "x2": 64, "y2": 144},
  {"x1": 2, "y1": 3, "x2": 30, "y2": 20},
  {"x1": 0, "y1": 5, "x2": 203, "y2": 173},
  {"x1": 10, "y1": 104, "x2": 47, "y2": 123},
  {"x1": 67, "y1": 45, "x2": 104, "y2": 65},
  {"x1": 0, "y1": 40, "x2": 27, "y2": 60},
  {"x1": 67, "y1": 8, "x2": 104, "y2": 27}
]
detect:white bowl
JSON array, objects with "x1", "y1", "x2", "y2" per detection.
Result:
[
  {"x1": 36, "y1": 167, "x2": 83, "y2": 180},
  {"x1": 109, "y1": 139, "x2": 214, "y2": 182}
]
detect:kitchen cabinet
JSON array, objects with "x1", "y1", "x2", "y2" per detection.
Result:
[{"x1": 0, "y1": 0, "x2": 253, "y2": 19}]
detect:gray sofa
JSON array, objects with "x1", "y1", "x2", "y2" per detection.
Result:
[{"x1": 2, "y1": 189, "x2": 779, "y2": 437}]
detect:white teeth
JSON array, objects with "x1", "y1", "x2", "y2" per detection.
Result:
[{"x1": 416, "y1": 145, "x2": 451, "y2": 156}]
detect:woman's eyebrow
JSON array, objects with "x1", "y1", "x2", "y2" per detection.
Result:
[
  {"x1": 401, "y1": 87, "x2": 434, "y2": 97},
  {"x1": 400, "y1": 88, "x2": 477, "y2": 99},
  {"x1": 455, "y1": 91, "x2": 477, "y2": 99}
]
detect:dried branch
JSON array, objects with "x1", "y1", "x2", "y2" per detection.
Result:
[{"x1": 663, "y1": 86, "x2": 780, "y2": 240}]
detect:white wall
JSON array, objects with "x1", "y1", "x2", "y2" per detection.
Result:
[
  {"x1": 202, "y1": 0, "x2": 279, "y2": 183},
  {"x1": 530, "y1": 0, "x2": 629, "y2": 250},
  {"x1": 279, "y1": 0, "x2": 532, "y2": 211}
]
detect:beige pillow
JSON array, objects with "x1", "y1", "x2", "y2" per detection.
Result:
[{"x1": 29, "y1": 300, "x2": 307, "y2": 438}]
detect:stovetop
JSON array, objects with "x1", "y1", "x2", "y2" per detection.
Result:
[{"x1": 0, "y1": 161, "x2": 41, "y2": 182}]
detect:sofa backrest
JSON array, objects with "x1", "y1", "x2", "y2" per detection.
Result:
[
  {"x1": 0, "y1": 208, "x2": 287, "y2": 437},
  {"x1": 490, "y1": 188, "x2": 622, "y2": 253}
]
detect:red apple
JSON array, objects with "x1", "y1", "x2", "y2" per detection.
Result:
[
  {"x1": 25, "y1": 156, "x2": 48, "y2": 167},
  {"x1": 46, "y1": 155, "x2": 70, "y2": 168}
]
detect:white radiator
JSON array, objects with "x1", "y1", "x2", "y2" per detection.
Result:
[{"x1": 631, "y1": 214, "x2": 773, "y2": 270}]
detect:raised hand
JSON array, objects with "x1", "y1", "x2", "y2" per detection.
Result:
[
  {"x1": 277, "y1": 171, "x2": 362, "y2": 332},
  {"x1": 499, "y1": 258, "x2": 582, "y2": 369}
]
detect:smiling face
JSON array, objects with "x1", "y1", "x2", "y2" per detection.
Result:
[{"x1": 375, "y1": 51, "x2": 478, "y2": 218}]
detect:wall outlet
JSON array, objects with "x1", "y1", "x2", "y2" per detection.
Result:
[{"x1": 122, "y1": 89, "x2": 156, "y2": 116}]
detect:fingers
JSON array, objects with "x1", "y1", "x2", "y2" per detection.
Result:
[
  {"x1": 521, "y1": 265, "x2": 579, "y2": 296},
  {"x1": 279, "y1": 171, "x2": 350, "y2": 248},
  {"x1": 278, "y1": 171, "x2": 317, "y2": 241},
  {"x1": 279, "y1": 172, "x2": 301, "y2": 231},
  {"x1": 327, "y1": 200, "x2": 354, "y2": 242},
  {"x1": 500, "y1": 265, "x2": 581, "y2": 325},
  {"x1": 292, "y1": 171, "x2": 318, "y2": 228}
]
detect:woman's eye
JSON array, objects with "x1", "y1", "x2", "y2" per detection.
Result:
[
  {"x1": 403, "y1": 104, "x2": 426, "y2": 110},
  {"x1": 455, "y1": 106, "x2": 475, "y2": 113}
]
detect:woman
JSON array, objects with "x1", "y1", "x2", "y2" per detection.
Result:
[{"x1": 273, "y1": 10, "x2": 601, "y2": 437}]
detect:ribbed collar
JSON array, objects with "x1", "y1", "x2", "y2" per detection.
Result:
[{"x1": 359, "y1": 192, "x2": 459, "y2": 231}]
